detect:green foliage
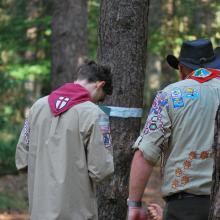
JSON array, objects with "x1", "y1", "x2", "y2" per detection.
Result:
[
  {"x1": 88, "y1": 0, "x2": 100, "y2": 59},
  {"x1": 148, "y1": 0, "x2": 220, "y2": 57},
  {"x1": 0, "y1": 72, "x2": 27, "y2": 174},
  {"x1": 0, "y1": 138, "x2": 18, "y2": 174},
  {"x1": 0, "y1": 0, "x2": 52, "y2": 79},
  {"x1": 0, "y1": 0, "x2": 52, "y2": 174},
  {"x1": 0, "y1": 192, "x2": 28, "y2": 211},
  {"x1": 8, "y1": 61, "x2": 50, "y2": 79}
]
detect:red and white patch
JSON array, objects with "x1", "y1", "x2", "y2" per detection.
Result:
[{"x1": 55, "y1": 96, "x2": 70, "y2": 110}]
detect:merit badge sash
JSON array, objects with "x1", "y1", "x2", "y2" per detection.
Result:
[{"x1": 188, "y1": 68, "x2": 220, "y2": 83}]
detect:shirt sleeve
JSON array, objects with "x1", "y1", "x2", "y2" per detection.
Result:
[
  {"x1": 15, "y1": 116, "x2": 30, "y2": 170},
  {"x1": 87, "y1": 112, "x2": 114, "y2": 183},
  {"x1": 133, "y1": 91, "x2": 172, "y2": 165}
]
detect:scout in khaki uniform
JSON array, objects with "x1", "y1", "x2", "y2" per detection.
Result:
[
  {"x1": 16, "y1": 60, "x2": 114, "y2": 220},
  {"x1": 127, "y1": 39, "x2": 220, "y2": 220}
]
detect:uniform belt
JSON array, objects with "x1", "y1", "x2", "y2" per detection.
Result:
[{"x1": 164, "y1": 192, "x2": 210, "y2": 202}]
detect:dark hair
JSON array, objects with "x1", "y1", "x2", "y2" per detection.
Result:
[{"x1": 77, "y1": 59, "x2": 113, "y2": 95}]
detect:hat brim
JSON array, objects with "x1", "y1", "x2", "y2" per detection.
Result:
[
  {"x1": 166, "y1": 55, "x2": 179, "y2": 70},
  {"x1": 167, "y1": 47, "x2": 220, "y2": 70}
]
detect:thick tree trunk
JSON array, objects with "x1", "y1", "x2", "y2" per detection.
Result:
[
  {"x1": 51, "y1": 0, "x2": 88, "y2": 89},
  {"x1": 97, "y1": 1, "x2": 150, "y2": 219},
  {"x1": 209, "y1": 106, "x2": 220, "y2": 220}
]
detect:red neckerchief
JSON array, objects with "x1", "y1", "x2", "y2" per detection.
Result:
[
  {"x1": 48, "y1": 83, "x2": 91, "y2": 116},
  {"x1": 188, "y1": 68, "x2": 220, "y2": 83}
]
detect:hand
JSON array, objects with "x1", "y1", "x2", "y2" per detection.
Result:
[
  {"x1": 147, "y1": 203, "x2": 163, "y2": 220},
  {"x1": 128, "y1": 207, "x2": 148, "y2": 220}
]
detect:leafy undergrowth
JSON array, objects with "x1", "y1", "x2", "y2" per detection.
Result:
[
  {"x1": 0, "y1": 192, "x2": 28, "y2": 212},
  {"x1": 0, "y1": 173, "x2": 28, "y2": 219}
]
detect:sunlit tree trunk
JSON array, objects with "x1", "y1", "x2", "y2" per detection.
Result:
[
  {"x1": 97, "y1": 0, "x2": 150, "y2": 219},
  {"x1": 209, "y1": 106, "x2": 220, "y2": 220},
  {"x1": 51, "y1": 0, "x2": 88, "y2": 89}
]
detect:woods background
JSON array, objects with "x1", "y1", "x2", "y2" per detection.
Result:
[{"x1": 0, "y1": 0, "x2": 220, "y2": 219}]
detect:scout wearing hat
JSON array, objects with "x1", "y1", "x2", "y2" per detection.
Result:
[
  {"x1": 128, "y1": 39, "x2": 220, "y2": 220},
  {"x1": 167, "y1": 39, "x2": 220, "y2": 83},
  {"x1": 167, "y1": 39, "x2": 220, "y2": 70}
]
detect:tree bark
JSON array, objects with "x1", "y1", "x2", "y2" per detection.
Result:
[
  {"x1": 97, "y1": 1, "x2": 150, "y2": 219},
  {"x1": 51, "y1": 0, "x2": 88, "y2": 89},
  {"x1": 209, "y1": 106, "x2": 220, "y2": 220}
]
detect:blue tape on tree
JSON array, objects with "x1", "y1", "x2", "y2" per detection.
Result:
[
  {"x1": 107, "y1": 106, "x2": 143, "y2": 118},
  {"x1": 98, "y1": 105, "x2": 143, "y2": 118}
]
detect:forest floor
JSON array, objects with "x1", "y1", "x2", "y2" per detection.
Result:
[
  {"x1": 0, "y1": 173, "x2": 28, "y2": 220},
  {"x1": 0, "y1": 166, "x2": 163, "y2": 220}
]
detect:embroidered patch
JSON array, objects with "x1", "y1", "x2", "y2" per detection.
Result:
[
  {"x1": 149, "y1": 123, "x2": 157, "y2": 131},
  {"x1": 103, "y1": 133, "x2": 111, "y2": 147},
  {"x1": 183, "y1": 160, "x2": 192, "y2": 169},
  {"x1": 98, "y1": 116, "x2": 112, "y2": 148},
  {"x1": 143, "y1": 91, "x2": 168, "y2": 135},
  {"x1": 22, "y1": 118, "x2": 30, "y2": 145},
  {"x1": 171, "y1": 88, "x2": 184, "y2": 109},
  {"x1": 193, "y1": 68, "x2": 211, "y2": 78},
  {"x1": 172, "y1": 179, "x2": 179, "y2": 189},
  {"x1": 181, "y1": 176, "x2": 190, "y2": 185},
  {"x1": 183, "y1": 88, "x2": 199, "y2": 99},
  {"x1": 171, "y1": 88, "x2": 182, "y2": 98},
  {"x1": 55, "y1": 96, "x2": 70, "y2": 110},
  {"x1": 200, "y1": 151, "x2": 209, "y2": 159},
  {"x1": 175, "y1": 168, "x2": 183, "y2": 177},
  {"x1": 151, "y1": 116, "x2": 159, "y2": 122},
  {"x1": 189, "y1": 151, "x2": 196, "y2": 160},
  {"x1": 171, "y1": 149, "x2": 212, "y2": 190}
]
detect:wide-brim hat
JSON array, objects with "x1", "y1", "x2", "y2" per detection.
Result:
[{"x1": 167, "y1": 39, "x2": 220, "y2": 70}]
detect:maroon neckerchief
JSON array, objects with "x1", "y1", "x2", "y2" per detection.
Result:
[
  {"x1": 188, "y1": 68, "x2": 220, "y2": 83},
  {"x1": 48, "y1": 83, "x2": 91, "y2": 116}
]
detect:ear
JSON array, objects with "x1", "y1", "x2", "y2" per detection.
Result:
[
  {"x1": 178, "y1": 64, "x2": 185, "y2": 80},
  {"x1": 96, "y1": 81, "x2": 106, "y2": 89}
]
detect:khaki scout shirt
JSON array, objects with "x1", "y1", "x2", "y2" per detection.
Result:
[
  {"x1": 134, "y1": 77, "x2": 220, "y2": 197},
  {"x1": 16, "y1": 96, "x2": 114, "y2": 220}
]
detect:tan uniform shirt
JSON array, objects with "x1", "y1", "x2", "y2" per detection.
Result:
[
  {"x1": 16, "y1": 97, "x2": 114, "y2": 220},
  {"x1": 134, "y1": 77, "x2": 220, "y2": 197}
]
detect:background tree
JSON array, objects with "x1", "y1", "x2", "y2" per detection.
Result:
[
  {"x1": 97, "y1": 0, "x2": 150, "y2": 219},
  {"x1": 51, "y1": 0, "x2": 88, "y2": 89},
  {"x1": 209, "y1": 106, "x2": 220, "y2": 220}
]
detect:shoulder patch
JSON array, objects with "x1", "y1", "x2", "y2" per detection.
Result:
[
  {"x1": 22, "y1": 118, "x2": 30, "y2": 145},
  {"x1": 183, "y1": 87, "x2": 200, "y2": 99},
  {"x1": 143, "y1": 91, "x2": 168, "y2": 135},
  {"x1": 98, "y1": 115, "x2": 112, "y2": 148},
  {"x1": 171, "y1": 88, "x2": 184, "y2": 109}
]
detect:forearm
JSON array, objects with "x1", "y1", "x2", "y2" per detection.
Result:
[{"x1": 128, "y1": 150, "x2": 154, "y2": 201}]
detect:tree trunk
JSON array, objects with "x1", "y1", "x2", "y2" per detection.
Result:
[
  {"x1": 209, "y1": 106, "x2": 220, "y2": 220},
  {"x1": 97, "y1": 1, "x2": 150, "y2": 219},
  {"x1": 51, "y1": 0, "x2": 88, "y2": 89}
]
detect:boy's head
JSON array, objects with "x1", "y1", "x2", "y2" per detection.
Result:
[{"x1": 76, "y1": 60, "x2": 113, "y2": 102}]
